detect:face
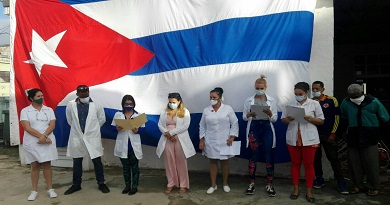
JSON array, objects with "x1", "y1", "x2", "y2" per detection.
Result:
[
  {"x1": 124, "y1": 100, "x2": 134, "y2": 107},
  {"x1": 349, "y1": 93, "x2": 363, "y2": 99},
  {"x1": 77, "y1": 91, "x2": 89, "y2": 98},
  {"x1": 312, "y1": 84, "x2": 323, "y2": 93},
  {"x1": 294, "y1": 88, "x2": 307, "y2": 96},
  {"x1": 33, "y1": 91, "x2": 43, "y2": 101},
  {"x1": 209, "y1": 92, "x2": 220, "y2": 101},
  {"x1": 169, "y1": 98, "x2": 180, "y2": 104},
  {"x1": 255, "y1": 83, "x2": 266, "y2": 91}
]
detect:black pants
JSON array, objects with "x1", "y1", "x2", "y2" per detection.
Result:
[
  {"x1": 120, "y1": 150, "x2": 139, "y2": 189},
  {"x1": 314, "y1": 135, "x2": 344, "y2": 180},
  {"x1": 73, "y1": 157, "x2": 105, "y2": 186}
]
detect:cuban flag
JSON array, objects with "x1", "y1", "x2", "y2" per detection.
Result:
[{"x1": 10, "y1": 0, "x2": 316, "y2": 163}]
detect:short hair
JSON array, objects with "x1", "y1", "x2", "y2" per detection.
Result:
[
  {"x1": 27, "y1": 88, "x2": 42, "y2": 101},
  {"x1": 347, "y1": 84, "x2": 363, "y2": 96},
  {"x1": 76, "y1": 85, "x2": 89, "y2": 93},
  {"x1": 294, "y1": 82, "x2": 310, "y2": 92},
  {"x1": 121, "y1": 95, "x2": 136, "y2": 110},
  {"x1": 210, "y1": 87, "x2": 224, "y2": 98},
  {"x1": 312, "y1": 81, "x2": 324, "y2": 88}
]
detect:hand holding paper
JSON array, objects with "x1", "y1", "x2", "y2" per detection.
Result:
[
  {"x1": 285, "y1": 106, "x2": 305, "y2": 123},
  {"x1": 250, "y1": 105, "x2": 270, "y2": 119},
  {"x1": 114, "y1": 113, "x2": 148, "y2": 131},
  {"x1": 220, "y1": 141, "x2": 241, "y2": 155}
]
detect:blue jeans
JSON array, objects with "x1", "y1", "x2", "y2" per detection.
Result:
[
  {"x1": 248, "y1": 120, "x2": 274, "y2": 184},
  {"x1": 73, "y1": 157, "x2": 105, "y2": 186}
]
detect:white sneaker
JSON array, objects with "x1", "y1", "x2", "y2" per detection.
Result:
[
  {"x1": 47, "y1": 189, "x2": 57, "y2": 198},
  {"x1": 206, "y1": 185, "x2": 217, "y2": 194},
  {"x1": 27, "y1": 191, "x2": 38, "y2": 201},
  {"x1": 223, "y1": 185, "x2": 230, "y2": 193}
]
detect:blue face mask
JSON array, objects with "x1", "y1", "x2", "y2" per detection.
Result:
[
  {"x1": 312, "y1": 91, "x2": 321, "y2": 98},
  {"x1": 255, "y1": 90, "x2": 265, "y2": 96},
  {"x1": 124, "y1": 105, "x2": 134, "y2": 111},
  {"x1": 295, "y1": 95, "x2": 306, "y2": 102},
  {"x1": 169, "y1": 103, "x2": 178, "y2": 109}
]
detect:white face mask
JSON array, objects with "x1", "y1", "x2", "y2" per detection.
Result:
[
  {"x1": 168, "y1": 103, "x2": 178, "y2": 109},
  {"x1": 210, "y1": 100, "x2": 218, "y2": 106},
  {"x1": 255, "y1": 90, "x2": 265, "y2": 96},
  {"x1": 312, "y1": 91, "x2": 321, "y2": 98},
  {"x1": 79, "y1": 97, "x2": 90, "y2": 104},
  {"x1": 350, "y1": 95, "x2": 365, "y2": 105}
]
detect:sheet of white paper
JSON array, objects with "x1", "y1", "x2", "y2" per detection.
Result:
[
  {"x1": 285, "y1": 106, "x2": 306, "y2": 123},
  {"x1": 250, "y1": 105, "x2": 270, "y2": 119},
  {"x1": 220, "y1": 141, "x2": 241, "y2": 155}
]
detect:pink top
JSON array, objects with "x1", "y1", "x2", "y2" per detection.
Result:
[{"x1": 166, "y1": 115, "x2": 177, "y2": 131}]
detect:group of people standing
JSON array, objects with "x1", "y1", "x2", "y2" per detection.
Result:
[{"x1": 20, "y1": 75, "x2": 389, "y2": 203}]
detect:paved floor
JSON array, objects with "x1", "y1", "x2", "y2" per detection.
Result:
[{"x1": 0, "y1": 146, "x2": 389, "y2": 205}]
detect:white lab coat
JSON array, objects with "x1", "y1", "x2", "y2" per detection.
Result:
[
  {"x1": 242, "y1": 94, "x2": 278, "y2": 148},
  {"x1": 111, "y1": 111, "x2": 143, "y2": 159},
  {"x1": 66, "y1": 100, "x2": 106, "y2": 159},
  {"x1": 281, "y1": 98, "x2": 324, "y2": 146},
  {"x1": 156, "y1": 108, "x2": 196, "y2": 158},
  {"x1": 199, "y1": 104, "x2": 239, "y2": 160}
]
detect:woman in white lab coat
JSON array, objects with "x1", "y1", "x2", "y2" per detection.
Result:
[
  {"x1": 111, "y1": 95, "x2": 144, "y2": 195},
  {"x1": 156, "y1": 93, "x2": 196, "y2": 194},
  {"x1": 199, "y1": 87, "x2": 239, "y2": 194},
  {"x1": 20, "y1": 88, "x2": 58, "y2": 201}
]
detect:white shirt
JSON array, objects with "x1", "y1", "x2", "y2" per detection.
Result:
[
  {"x1": 242, "y1": 94, "x2": 278, "y2": 148},
  {"x1": 111, "y1": 111, "x2": 144, "y2": 159},
  {"x1": 20, "y1": 104, "x2": 58, "y2": 163},
  {"x1": 199, "y1": 104, "x2": 239, "y2": 159},
  {"x1": 281, "y1": 98, "x2": 324, "y2": 146}
]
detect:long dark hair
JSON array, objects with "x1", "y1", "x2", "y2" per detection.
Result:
[{"x1": 121, "y1": 95, "x2": 136, "y2": 112}]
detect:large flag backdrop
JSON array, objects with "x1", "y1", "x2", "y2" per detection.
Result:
[{"x1": 10, "y1": 0, "x2": 316, "y2": 163}]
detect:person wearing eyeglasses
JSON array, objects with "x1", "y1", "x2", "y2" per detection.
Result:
[
  {"x1": 20, "y1": 88, "x2": 58, "y2": 201},
  {"x1": 111, "y1": 95, "x2": 145, "y2": 195},
  {"x1": 199, "y1": 87, "x2": 239, "y2": 194},
  {"x1": 64, "y1": 85, "x2": 109, "y2": 195},
  {"x1": 156, "y1": 93, "x2": 196, "y2": 194}
]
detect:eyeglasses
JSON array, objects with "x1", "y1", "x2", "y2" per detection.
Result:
[
  {"x1": 77, "y1": 86, "x2": 89, "y2": 92},
  {"x1": 36, "y1": 112, "x2": 49, "y2": 122}
]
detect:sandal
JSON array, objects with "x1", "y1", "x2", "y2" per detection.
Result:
[
  {"x1": 306, "y1": 195, "x2": 316, "y2": 203},
  {"x1": 366, "y1": 189, "x2": 379, "y2": 196},
  {"x1": 179, "y1": 187, "x2": 187, "y2": 194},
  {"x1": 289, "y1": 192, "x2": 299, "y2": 200},
  {"x1": 164, "y1": 187, "x2": 174, "y2": 194}
]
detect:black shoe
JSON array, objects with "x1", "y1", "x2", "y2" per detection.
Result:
[
  {"x1": 306, "y1": 195, "x2": 315, "y2": 203},
  {"x1": 128, "y1": 188, "x2": 138, "y2": 195},
  {"x1": 122, "y1": 187, "x2": 131, "y2": 194},
  {"x1": 245, "y1": 183, "x2": 255, "y2": 195},
  {"x1": 266, "y1": 185, "x2": 276, "y2": 197},
  {"x1": 313, "y1": 177, "x2": 325, "y2": 189},
  {"x1": 64, "y1": 185, "x2": 82, "y2": 195},
  {"x1": 98, "y1": 184, "x2": 110, "y2": 193}
]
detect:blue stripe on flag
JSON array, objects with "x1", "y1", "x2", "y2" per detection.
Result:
[{"x1": 131, "y1": 12, "x2": 313, "y2": 75}]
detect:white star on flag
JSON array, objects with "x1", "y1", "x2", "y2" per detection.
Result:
[{"x1": 24, "y1": 30, "x2": 68, "y2": 76}]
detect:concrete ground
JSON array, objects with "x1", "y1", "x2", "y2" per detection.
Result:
[{"x1": 0, "y1": 145, "x2": 389, "y2": 205}]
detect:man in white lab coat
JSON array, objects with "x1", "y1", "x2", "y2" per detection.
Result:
[{"x1": 64, "y1": 85, "x2": 110, "y2": 195}]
